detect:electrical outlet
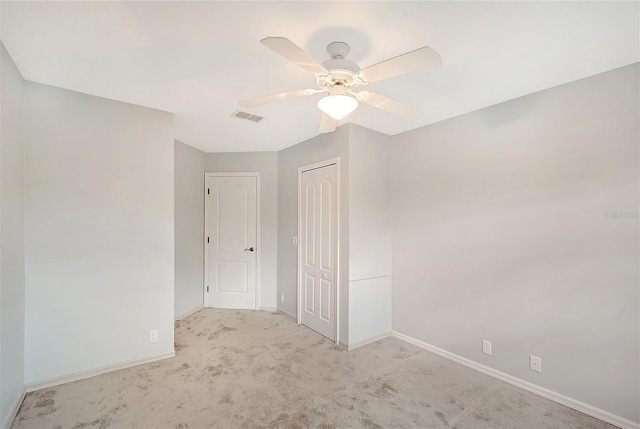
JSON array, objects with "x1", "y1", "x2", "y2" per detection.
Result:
[
  {"x1": 482, "y1": 340, "x2": 492, "y2": 356},
  {"x1": 149, "y1": 330, "x2": 158, "y2": 343},
  {"x1": 292, "y1": 236, "x2": 298, "y2": 246},
  {"x1": 529, "y1": 355, "x2": 541, "y2": 373},
  {"x1": 280, "y1": 293, "x2": 285, "y2": 303}
]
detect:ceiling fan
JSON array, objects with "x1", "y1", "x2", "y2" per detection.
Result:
[{"x1": 239, "y1": 37, "x2": 442, "y2": 133}]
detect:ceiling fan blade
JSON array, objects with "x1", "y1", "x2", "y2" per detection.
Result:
[
  {"x1": 261, "y1": 37, "x2": 328, "y2": 76},
  {"x1": 357, "y1": 46, "x2": 441, "y2": 84},
  {"x1": 239, "y1": 89, "x2": 320, "y2": 108},
  {"x1": 354, "y1": 91, "x2": 421, "y2": 120},
  {"x1": 318, "y1": 113, "x2": 337, "y2": 133}
]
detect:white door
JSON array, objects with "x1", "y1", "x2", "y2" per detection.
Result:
[
  {"x1": 207, "y1": 175, "x2": 258, "y2": 309},
  {"x1": 300, "y1": 163, "x2": 338, "y2": 340}
]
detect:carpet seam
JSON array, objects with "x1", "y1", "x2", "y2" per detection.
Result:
[
  {"x1": 323, "y1": 349, "x2": 429, "y2": 400},
  {"x1": 447, "y1": 383, "x2": 504, "y2": 428}
]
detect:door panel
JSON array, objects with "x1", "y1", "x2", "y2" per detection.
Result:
[
  {"x1": 305, "y1": 183, "x2": 316, "y2": 267},
  {"x1": 300, "y1": 164, "x2": 337, "y2": 340},
  {"x1": 305, "y1": 274, "x2": 315, "y2": 314},
  {"x1": 320, "y1": 278, "x2": 331, "y2": 321},
  {"x1": 320, "y1": 179, "x2": 333, "y2": 271},
  {"x1": 217, "y1": 261, "x2": 248, "y2": 293},
  {"x1": 207, "y1": 176, "x2": 257, "y2": 309},
  {"x1": 217, "y1": 186, "x2": 248, "y2": 252}
]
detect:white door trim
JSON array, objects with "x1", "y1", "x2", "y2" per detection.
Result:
[
  {"x1": 204, "y1": 172, "x2": 261, "y2": 309},
  {"x1": 297, "y1": 158, "x2": 340, "y2": 345}
]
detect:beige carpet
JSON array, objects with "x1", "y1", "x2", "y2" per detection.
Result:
[{"x1": 13, "y1": 308, "x2": 616, "y2": 429}]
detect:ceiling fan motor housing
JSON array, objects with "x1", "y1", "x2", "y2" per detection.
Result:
[
  {"x1": 319, "y1": 59, "x2": 360, "y2": 90},
  {"x1": 315, "y1": 41, "x2": 362, "y2": 91},
  {"x1": 321, "y1": 58, "x2": 360, "y2": 73}
]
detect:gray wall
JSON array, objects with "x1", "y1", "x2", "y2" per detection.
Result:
[
  {"x1": 174, "y1": 140, "x2": 205, "y2": 318},
  {"x1": 277, "y1": 126, "x2": 350, "y2": 342},
  {"x1": 0, "y1": 42, "x2": 25, "y2": 429},
  {"x1": 390, "y1": 64, "x2": 639, "y2": 422},
  {"x1": 348, "y1": 125, "x2": 392, "y2": 282},
  {"x1": 205, "y1": 151, "x2": 279, "y2": 310},
  {"x1": 347, "y1": 125, "x2": 392, "y2": 346},
  {"x1": 23, "y1": 82, "x2": 175, "y2": 384}
]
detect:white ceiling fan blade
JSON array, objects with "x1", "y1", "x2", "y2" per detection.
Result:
[
  {"x1": 354, "y1": 91, "x2": 421, "y2": 120},
  {"x1": 357, "y1": 46, "x2": 441, "y2": 84},
  {"x1": 318, "y1": 113, "x2": 337, "y2": 133},
  {"x1": 239, "y1": 89, "x2": 321, "y2": 108},
  {"x1": 261, "y1": 37, "x2": 328, "y2": 76}
]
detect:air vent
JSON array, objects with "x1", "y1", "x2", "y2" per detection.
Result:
[
  {"x1": 246, "y1": 115, "x2": 263, "y2": 123},
  {"x1": 232, "y1": 110, "x2": 264, "y2": 123}
]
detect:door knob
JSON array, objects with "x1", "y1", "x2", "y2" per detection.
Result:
[{"x1": 244, "y1": 247, "x2": 254, "y2": 252}]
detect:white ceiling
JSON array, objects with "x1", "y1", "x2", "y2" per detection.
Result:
[{"x1": 2, "y1": 1, "x2": 638, "y2": 153}]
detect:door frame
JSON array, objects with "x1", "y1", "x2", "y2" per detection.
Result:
[
  {"x1": 297, "y1": 158, "x2": 340, "y2": 345},
  {"x1": 204, "y1": 172, "x2": 261, "y2": 309}
]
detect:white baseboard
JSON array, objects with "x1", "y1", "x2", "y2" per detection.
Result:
[
  {"x1": 2, "y1": 387, "x2": 26, "y2": 429},
  {"x1": 260, "y1": 306, "x2": 277, "y2": 312},
  {"x1": 25, "y1": 351, "x2": 175, "y2": 393},
  {"x1": 392, "y1": 331, "x2": 639, "y2": 429},
  {"x1": 175, "y1": 304, "x2": 204, "y2": 320},
  {"x1": 346, "y1": 331, "x2": 393, "y2": 351}
]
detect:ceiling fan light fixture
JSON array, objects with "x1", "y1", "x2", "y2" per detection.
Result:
[{"x1": 317, "y1": 95, "x2": 358, "y2": 120}]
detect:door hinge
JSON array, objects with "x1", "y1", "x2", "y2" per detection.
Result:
[
  {"x1": 207, "y1": 237, "x2": 209, "y2": 243},
  {"x1": 207, "y1": 188, "x2": 210, "y2": 195},
  {"x1": 207, "y1": 285, "x2": 209, "y2": 292}
]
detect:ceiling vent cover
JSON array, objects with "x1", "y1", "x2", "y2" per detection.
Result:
[{"x1": 232, "y1": 110, "x2": 264, "y2": 123}]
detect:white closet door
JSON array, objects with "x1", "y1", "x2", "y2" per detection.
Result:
[{"x1": 300, "y1": 164, "x2": 337, "y2": 340}]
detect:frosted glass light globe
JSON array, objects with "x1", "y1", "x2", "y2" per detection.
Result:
[{"x1": 317, "y1": 95, "x2": 358, "y2": 120}]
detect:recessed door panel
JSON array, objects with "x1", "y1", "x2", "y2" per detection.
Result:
[
  {"x1": 217, "y1": 186, "x2": 248, "y2": 253},
  {"x1": 305, "y1": 182, "x2": 316, "y2": 268},
  {"x1": 217, "y1": 261, "x2": 248, "y2": 293},
  {"x1": 320, "y1": 278, "x2": 331, "y2": 322},
  {"x1": 305, "y1": 274, "x2": 315, "y2": 314},
  {"x1": 320, "y1": 179, "x2": 333, "y2": 271}
]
